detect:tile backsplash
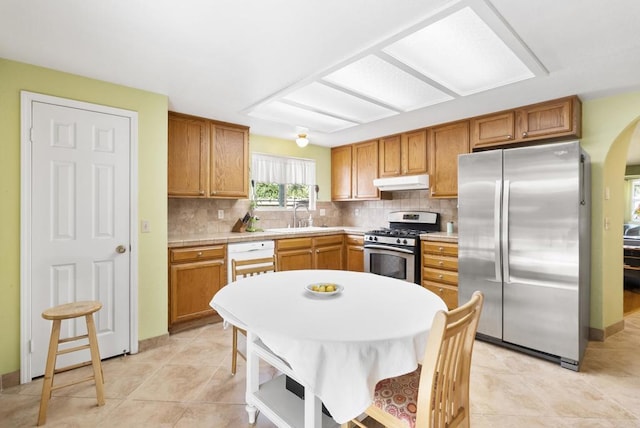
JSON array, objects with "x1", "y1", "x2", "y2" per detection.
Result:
[{"x1": 168, "y1": 190, "x2": 458, "y2": 235}]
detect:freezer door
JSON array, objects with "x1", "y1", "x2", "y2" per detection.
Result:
[
  {"x1": 502, "y1": 141, "x2": 581, "y2": 360},
  {"x1": 458, "y1": 150, "x2": 503, "y2": 338}
]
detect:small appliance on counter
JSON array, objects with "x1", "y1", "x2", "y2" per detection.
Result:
[{"x1": 364, "y1": 211, "x2": 440, "y2": 284}]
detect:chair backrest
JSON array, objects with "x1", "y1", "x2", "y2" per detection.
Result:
[
  {"x1": 231, "y1": 255, "x2": 277, "y2": 281},
  {"x1": 416, "y1": 291, "x2": 484, "y2": 428}
]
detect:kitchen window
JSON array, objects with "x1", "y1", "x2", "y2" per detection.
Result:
[{"x1": 251, "y1": 153, "x2": 316, "y2": 210}]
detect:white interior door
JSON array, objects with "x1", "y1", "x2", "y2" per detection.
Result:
[{"x1": 28, "y1": 100, "x2": 132, "y2": 378}]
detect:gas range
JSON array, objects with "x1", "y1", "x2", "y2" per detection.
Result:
[{"x1": 364, "y1": 211, "x2": 440, "y2": 284}]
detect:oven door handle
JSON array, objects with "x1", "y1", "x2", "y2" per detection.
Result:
[{"x1": 364, "y1": 244, "x2": 415, "y2": 254}]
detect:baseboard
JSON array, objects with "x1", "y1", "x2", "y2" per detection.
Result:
[
  {"x1": 0, "y1": 370, "x2": 20, "y2": 391},
  {"x1": 138, "y1": 333, "x2": 171, "y2": 353},
  {"x1": 589, "y1": 319, "x2": 625, "y2": 341}
]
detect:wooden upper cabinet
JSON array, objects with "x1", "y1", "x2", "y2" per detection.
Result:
[
  {"x1": 378, "y1": 130, "x2": 428, "y2": 177},
  {"x1": 378, "y1": 135, "x2": 402, "y2": 177},
  {"x1": 352, "y1": 140, "x2": 380, "y2": 200},
  {"x1": 429, "y1": 121, "x2": 470, "y2": 199},
  {"x1": 331, "y1": 145, "x2": 352, "y2": 200},
  {"x1": 168, "y1": 112, "x2": 249, "y2": 199},
  {"x1": 210, "y1": 123, "x2": 249, "y2": 198},
  {"x1": 402, "y1": 129, "x2": 428, "y2": 175},
  {"x1": 515, "y1": 96, "x2": 581, "y2": 141},
  {"x1": 471, "y1": 111, "x2": 515, "y2": 150},
  {"x1": 168, "y1": 114, "x2": 208, "y2": 197}
]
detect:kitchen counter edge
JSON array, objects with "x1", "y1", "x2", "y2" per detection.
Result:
[{"x1": 168, "y1": 227, "x2": 371, "y2": 248}]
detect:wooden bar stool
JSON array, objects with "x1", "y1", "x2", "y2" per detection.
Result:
[{"x1": 38, "y1": 301, "x2": 105, "y2": 426}]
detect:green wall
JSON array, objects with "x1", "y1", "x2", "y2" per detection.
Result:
[
  {"x1": 582, "y1": 91, "x2": 640, "y2": 330},
  {"x1": 0, "y1": 58, "x2": 168, "y2": 376},
  {"x1": 250, "y1": 134, "x2": 331, "y2": 201}
]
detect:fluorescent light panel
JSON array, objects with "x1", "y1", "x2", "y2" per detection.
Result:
[
  {"x1": 248, "y1": 101, "x2": 357, "y2": 133},
  {"x1": 383, "y1": 6, "x2": 535, "y2": 96},
  {"x1": 323, "y1": 55, "x2": 453, "y2": 112},
  {"x1": 283, "y1": 82, "x2": 397, "y2": 123}
]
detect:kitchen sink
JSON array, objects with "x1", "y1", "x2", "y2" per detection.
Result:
[{"x1": 264, "y1": 226, "x2": 344, "y2": 233}]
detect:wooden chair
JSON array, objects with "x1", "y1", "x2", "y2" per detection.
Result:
[
  {"x1": 346, "y1": 291, "x2": 484, "y2": 428},
  {"x1": 230, "y1": 255, "x2": 277, "y2": 375},
  {"x1": 38, "y1": 301, "x2": 105, "y2": 426}
]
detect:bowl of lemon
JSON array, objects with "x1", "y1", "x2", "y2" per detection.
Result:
[{"x1": 305, "y1": 283, "x2": 343, "y2": 296}]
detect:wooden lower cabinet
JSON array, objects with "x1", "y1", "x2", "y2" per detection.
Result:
[
  {"x1": 169, "y1": 245, "x2": 226, "y2": 332},
  {"x1": 421, "y1": 240, "x2": 458, "y2": 310},
  {"x1": 345, "y1": 235, "x2": 364, "y2": 272},
  {"x1": 277, "y1": 235, "x2": 344, "y2": 271}
]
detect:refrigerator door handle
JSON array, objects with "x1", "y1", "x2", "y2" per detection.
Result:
[
  {"x1": 494, "y1": 180, "x2": 502, "y2": 282},
  {"x1": 502, "y1": 180, "x2": 510, "y2": 283}
]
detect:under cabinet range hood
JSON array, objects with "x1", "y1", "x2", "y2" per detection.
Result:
[{"x1": 373, "y1": 174, "x2": 429, "y2": 191}]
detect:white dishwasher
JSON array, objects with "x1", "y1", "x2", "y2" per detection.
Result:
[{"x1": 227, "y1": 240, "x2": 275, "y2": 284}]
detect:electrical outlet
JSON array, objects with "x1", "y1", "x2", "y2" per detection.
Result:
[
  {"x1": 355, "y1": 208, "x2": 360, "y2": 217},
  {"x1": 320, "y1": 209, "x2": 326, "y2": 216},
  {"x1": 141, "y1": 220, "x2": 151, "y2": 233},
  {"x1": 218, "y1": 210, "x2": 224, "y2": 219}
]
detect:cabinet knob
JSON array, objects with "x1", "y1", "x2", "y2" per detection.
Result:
[
  {"x1": 522, "y1": 131, "x2": 528, "y2": 138},
  {"x1": 199, "y1": 190, "x2": 205, "y2": 196},
  {"x1": 197, "y1": 251, "x2": 203, "y2": 257},
  {"x1": 438, "y1": 247, "x2": 444, "y2": 252},
  {"x1": 438, "y1": 288, "x2": 444, "y2": 293},
  {"x1": 438, "y1": 261, "x2": 444, "y2": 266},
  {"x1": 438, "y1": 274, "x2": 444, "y2": 279},
  {"x1": 507, "y1": 134, "x2": 513, "y2": 140}
]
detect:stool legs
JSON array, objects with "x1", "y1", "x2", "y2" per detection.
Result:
[
  {"x1": 38, "y1": 320, "x2": 61, "y2": 426},
  {"x1": 37, "y1": 312, "x2": 105, "y2": 426},
  {"x1": 85, "y1": 313, "x2": 105, "y2": 405}
]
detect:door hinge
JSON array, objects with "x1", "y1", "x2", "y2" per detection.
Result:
[
  {"x1": 29, "y1": 128, "x2": 34, "y2": 143},
  {"x1": 29, "y1": 339, "x2": 33, "y2": 353}
]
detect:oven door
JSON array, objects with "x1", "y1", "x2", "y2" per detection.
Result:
[{"x1": 364, "y1": 244, "x2": 416, "y2": 283}]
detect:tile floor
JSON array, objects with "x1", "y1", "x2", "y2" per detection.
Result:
[{"x1": 1, "y1": 311, "x2": 639, "y2": 427}]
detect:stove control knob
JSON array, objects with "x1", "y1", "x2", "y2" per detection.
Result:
[
  {"x1": 374, "y1": 236, "x2": 378, "y2": 241},
  {"x1": 402, "y1": 239, "x2": 408, "y2": 245},
  {"x1": 396, "y1": 238, "x2": 401, "y2": 244}
]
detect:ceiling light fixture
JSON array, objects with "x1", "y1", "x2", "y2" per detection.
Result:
[{"x1": 296, "y1": 133, "x2": 309, "y2": 148}]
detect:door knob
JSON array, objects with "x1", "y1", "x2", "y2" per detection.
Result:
[{"x1": 116, "y1": 245, "x2": 127, "y2": 254}]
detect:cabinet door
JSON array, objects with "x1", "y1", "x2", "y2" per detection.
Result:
[
  {"x1": 331, "y1": 145, "x2": 352, "y2": 200},
  {"x1": 470, "y1": 111, "x2": 515, "y2": 149},
  {"x1": 402, "y1": 130, "x2": 428, "y2": 175},
  {"x1": 169, "y1": 258, "x2": 225, "y2": 325},
  {"x1": 210, "y1": 124, "x2": 249, "y2": 198},
  {"x1": 429, "y1": 121, "x2": 469, "y2": 198},
  {"x1": 278, "y1": 248, "x2": 313, "y2": 271},
  {"x1": 378, "y1": 135, "x2": 402, "y2": 178},
  {"x1": 314, "y1": 244, "x2": 344, "y2": 270},
  {"x1": 346, "y1": 245, "x2": 364, "y2": 272},
  {"x1": 352, "y1": 140, "x2": 379, "y2": 200},
  {"x1": 515, "y1": 96, "x2": 579, "y2": 141},
  {"x1": 168, "y1": 114, "x2": 208, "y2": 197}
]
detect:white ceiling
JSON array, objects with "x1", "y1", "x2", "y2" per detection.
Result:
[{"x1": 1, "y1": 0, "x2": 639, "y2": 163}]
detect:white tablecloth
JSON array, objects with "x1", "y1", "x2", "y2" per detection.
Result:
[{"x1": 210, "y1": 270, "x2": 446, "y2": 424}]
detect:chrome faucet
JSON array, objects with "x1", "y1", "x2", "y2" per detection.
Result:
[{"x1": 292, "y1": 201, "x2": 308, "y2": 228}]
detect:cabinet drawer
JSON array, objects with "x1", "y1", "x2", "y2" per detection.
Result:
[
  {"x1": 276, "y1": 237, "x2": 313, "y2": 251},
  {"x1": 423, "y1": 282, "x2": 458, "y2": 310},
  {"x1": 423, "y1": 255, "x2": 458, "y2": 271},
  {"x1": 422, "y1": 267, "x2": 458, "y2": 286},
  {"x1": 422, "y1": 241, "x2": 458, "y2": 257},
  {"x1": 170, "y1": 245, "x2": 225, "y2": 263},
  {"x1": 346, "y1": 235, "x2": 364, "y2": 246},
  {"x1": 314, "y1": 234, "x2": 343, "y2": 247}
]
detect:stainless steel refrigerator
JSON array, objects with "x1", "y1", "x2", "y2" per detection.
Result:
[{"x1": 458, "y1": 141, "x2": 590, "y2": 371}]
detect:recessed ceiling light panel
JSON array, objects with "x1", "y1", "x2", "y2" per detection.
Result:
[
  {"x1": 383, "y1": 6, "x2": 535, "y2": 96},
  {"x1": 248, "y1": 101, "x2": 357, "y2": 133},
  {"x1": 323, "y1": 55, "x2": 453, "y2": 111},
  {"x1": 283, "y1": 82, "x2": 397, "y2": 123}
]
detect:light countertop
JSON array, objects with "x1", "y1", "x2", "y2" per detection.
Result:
[{"x1": 420, "y1": 232, "x2": 458, "y2": 243}]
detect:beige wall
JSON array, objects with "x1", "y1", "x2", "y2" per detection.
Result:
[
  {"x1": 0, "y1": 58, "x2": 168, "y2": 376},
  {"x1": 582, "y1": 91, "x2": 640, "y2": 330}
]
